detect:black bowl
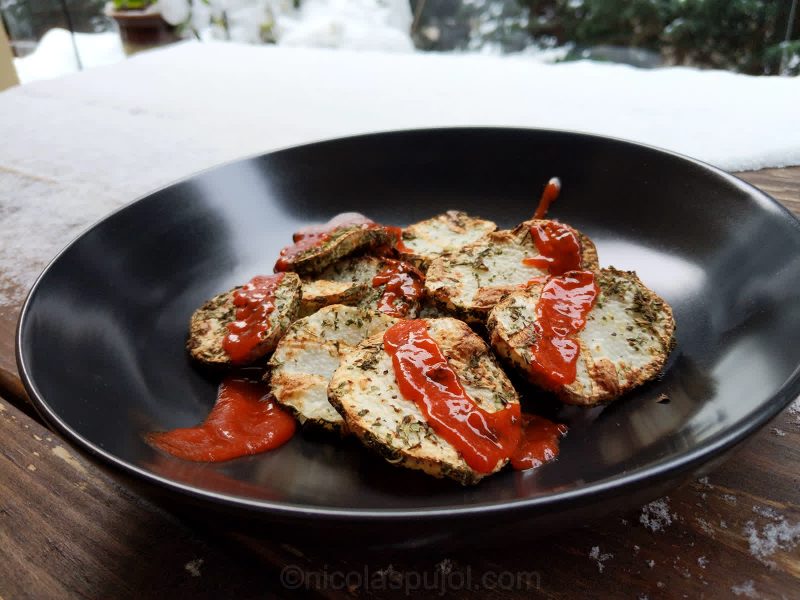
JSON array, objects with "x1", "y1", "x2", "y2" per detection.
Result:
[{"x1": 16, "y1": 128, "x2": 800, "y2": 547}]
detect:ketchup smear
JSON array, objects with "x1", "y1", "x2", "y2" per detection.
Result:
[
  {"x1": 522, "y1": 220, "x2": 582, "y2": 275},
  {"x1": 528, "y1": 270, "x2": 599, "y2": 387},
  {"x1": 383, "y1": 320, "x2": 567, "y2": 473},
  {"x1": 533, "y1": 177, "x2": 561, "y2": 220},
  {"x1": 222, "y1": 273, "x2": 285, "y2": 364},
  {"x1": 510, "y1": 414, "x2": 568, "y2": 470},
  {"x1": 371, "y1": 259, "x2": 425, "y2": 317},
  {"x1": 147, "y1": 378, "x2": 296, "y2": 462}
]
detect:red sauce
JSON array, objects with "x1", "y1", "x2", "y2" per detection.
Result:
[
  {"x1": 383, "y1": 320, "x2": 522, "y2": 474},
  {"x1": 275, "y1": 213, "x2": 376, "y2": 271},
  {"x1": 371, "y1": 259, "x2": 426, "y2": 317},
  {"x1": 385, "y1": 225, "x2": 413, "y2": 254},
  {"x1": 222, "y1": 274, "x2": 285, "y2": 364},
  {"x1": 529, "y1": 270, "x2": 599, "y2": 387},
  {"x1": 523, "y1": 275, "x2": 548, "y2": 288},
  {"x1": 522, "y1": 220, "x2": 582, "y2": 275},
  {"x1": 510, "y1": 414, "x2": 568, "y2": 470},
  {"x1": 147, "y1": 377, "x2": 296, "y2": 462},
  {"x1": 533, "y1": 177, "x2": 561, "y2": 219}
]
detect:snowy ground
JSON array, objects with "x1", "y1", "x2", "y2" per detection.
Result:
[
  {"x1": 13, "y1": 29, "x2": 126, "y2": 84},
  {"x1": 14, "y1": 0, "x2": 571, "y2": 84},
  {"x1": 15, "y1": 0, "x2": 420, "y2": 84}
]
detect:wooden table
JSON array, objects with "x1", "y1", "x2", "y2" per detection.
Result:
[{"x1": 1, "y1": 167, "x2": 799, "y2": 599}]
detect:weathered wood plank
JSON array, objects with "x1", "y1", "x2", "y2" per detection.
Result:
[
  {"x1": 0, "y1": 397, "x2": 289, "y2": 600},
  {"x1": 738, "y1": 167, "x2": 800, "y2": 216},
  {"x1": 0, "y1": 300, "x2": 25, "y2": 407}
]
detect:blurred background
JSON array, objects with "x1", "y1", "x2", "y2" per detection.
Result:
[{"x1": 2, "y1": 0, "x2": 798, "y2": 84}]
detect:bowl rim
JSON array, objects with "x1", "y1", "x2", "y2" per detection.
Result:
[{"x1": 16, "y1": 126, "x2": 800, "y2": 520}]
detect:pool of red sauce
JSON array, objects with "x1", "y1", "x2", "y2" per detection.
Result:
[
  {"x1": 222, "y1": 273, "x2": 285, "y2": 364},
  {"x1": 529, "y1": 271, "x2": 599, "y2": 387},
  {"x1": 384, "y1": 320, "x2": 566, "y2": 473},
  {"x1": 147, "y1": 377, "x2": 295, "y2": 462},
  {"x1": 371, "y1": 259, "x2": 425, "y2": 317}
]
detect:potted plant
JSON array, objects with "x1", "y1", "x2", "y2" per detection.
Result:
[{"x1": 106, "y1": 0, "x2": 179, "y2": 53}]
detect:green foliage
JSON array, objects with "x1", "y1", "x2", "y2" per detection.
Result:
[
  {"x1": 661, "y1": 0, "x2": 780, "y2": 73},
  {"x1": 112, "y1": 0, "x2": 156, "y2": 9},
  {"x1": 765, "y1": 39, "x2": 800, "y2": 75},
  {"x1": 521, "y1": 0, "x2": 800, "y2": 74},
  {"x1": 525, "y1": 0, "x2": 666, "y2": 49}
]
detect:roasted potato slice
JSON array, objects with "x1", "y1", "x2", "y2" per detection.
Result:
[
  {"x1": 187, "y1": 273, "x2": 302, "y2": 367},
  {"x1": 276, "y1": 224, "x2": 395, "y2": 275},
  {"x1": 487, "y1": 268, "x2": 675, "y2": 406},
  {"x1": 399, "y1": 211, "x2": 497, "y2": 269},
  {"x1": 328, "y1": 317, "x2": 520, "y2": 485},
  {"x1": 313, "y1": 255, "x2": 423, "y2": 317},
  {"x1": 425, "y1": 219, "x2": 598, "y2": 324},
  {"x1": 269, "y1": 304, "x2": 397, "y2": 432},
  {"x1": 298, "y1": 279, "x2": 369, "y2": 317}
]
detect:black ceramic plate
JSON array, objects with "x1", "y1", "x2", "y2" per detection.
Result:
[{"x1": 17, "y1": 128, "x2": 800, "y2": 546}]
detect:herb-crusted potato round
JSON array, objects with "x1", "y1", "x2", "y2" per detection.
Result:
[
  {"x1": 298, "y1": 279, "x2": 370, "y2": 317},
  {"x1": 487, "y1": 268, "x2": 675, "y2": 406},
  {"x1": 328, "y1": 317, "x2": 520, "y2": 485},
  {"x1": 416, "y1": 297, "x2": 453, "y2": 319},
  {"x1": 296, "y1": 255, "x2": 385, "y2": 318},
  {"x1": 424, "y1": 219, "x2": 598, "y2": 324},
  {"x1": 276, "y1": 224, "x2": 396, "y2": 275},
  {"x1": 268, "y1": 305, "x2": 397, "y2": 432},
  {"x1": 399, "y1": 211, "x2": 497, "y2": 269},
  {"x1": 311, "y1": 255, "x2": 423, "y2": 317},
  {"x1": 316, "y1": 255, "x2": 384, "y2": 292},
  {"x1": 186, "y1": 272, "x2": 302, "y2": 367}
]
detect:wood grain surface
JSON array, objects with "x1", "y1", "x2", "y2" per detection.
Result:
[{"x1": 0, "y1": 167, "x2": 798, "y2": 599}]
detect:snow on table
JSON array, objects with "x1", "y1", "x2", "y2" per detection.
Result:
[{"x1": 0, "y1": 41, "x2": 799, "y2": 306}]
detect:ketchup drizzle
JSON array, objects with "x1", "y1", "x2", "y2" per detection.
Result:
[
  {"x1": 384, "y1": 320, "x2": 521, "y2": 474},
  {"x1": 222, "y1": 273, "x2": 285, "y2": 364},
  {"x1": 528, "y1": 270, "x2": 599, "y2": 387},
  {"x1": 372, "y1": 259, "x2": 425, "y2": 317},
  {"x1": 533, "y1": 177, "x2": 561, "y2": 220},
  {"x1": 384, "y1": 320, "x2": 568, "y2": 473},
  {"x1": 385, "y1": 225, "x2": 413, "y2": 254}
]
